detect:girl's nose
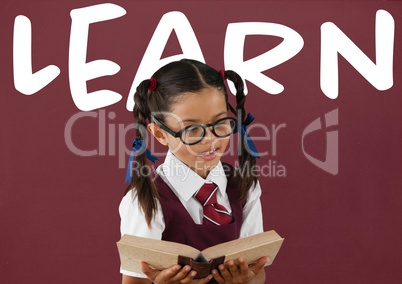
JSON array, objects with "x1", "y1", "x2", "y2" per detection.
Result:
[{"x1": 201, "y1": 127, "x2": 215, "y2": 143}]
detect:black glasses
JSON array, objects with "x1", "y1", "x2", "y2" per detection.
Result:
[{"x1": 151, "y1": 115, "x2": 237, "y2": 145}]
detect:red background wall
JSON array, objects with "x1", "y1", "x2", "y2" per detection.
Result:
[{"x1": 1, "y1": 1, "x2": 401, "y2": 283}]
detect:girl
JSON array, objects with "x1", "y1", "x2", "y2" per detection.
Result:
[{"x1": 120, "y1": 59, "x2": 268, "y2": 284}]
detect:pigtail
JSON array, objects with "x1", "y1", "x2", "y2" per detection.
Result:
[
  {"x1": 224, "y1": 70, "x2": 258, "y2": 200},
  {"x1": 125, "y1": 79, "x2": 159, "y2": 227}
]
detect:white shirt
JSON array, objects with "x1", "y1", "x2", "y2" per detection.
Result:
[{"x1": 119, "y1": 150, "x2": 264, "y2": 277}]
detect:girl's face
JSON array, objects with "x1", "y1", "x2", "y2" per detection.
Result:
[{"x1": 149, "y1": 87, "x2": 231, "y2": 178}]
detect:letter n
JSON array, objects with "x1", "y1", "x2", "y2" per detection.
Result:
[{"x1": 320, "y1": 10, "x2": 394, "y2": 99}]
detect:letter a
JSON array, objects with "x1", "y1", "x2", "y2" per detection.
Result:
[{"x1": 126, "y1": 11, "x2": 205, "y2": 111}]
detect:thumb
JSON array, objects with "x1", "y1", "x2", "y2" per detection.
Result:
[
  {"x1": 140, "y1": 261, "x2": 160, "y2": 281},
  {"x1": 250, "y1": 256, "x2": 269, "y2": 274}
]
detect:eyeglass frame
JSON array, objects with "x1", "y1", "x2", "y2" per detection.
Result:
[{"x1": 150, "y1": 114, "x2": 238, "y2": 145}]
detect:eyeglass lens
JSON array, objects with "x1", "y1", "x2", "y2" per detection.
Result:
[{"x1": 181, "y1": 118, "x2": 236, "y2": 144}]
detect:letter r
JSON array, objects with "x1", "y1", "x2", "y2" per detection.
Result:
[{"x1": 224, "y1": 22, "x2": 303, "y2": 95}]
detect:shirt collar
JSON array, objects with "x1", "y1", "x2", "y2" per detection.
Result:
[{"x1": 157, "y1": 150, "x2": 227, "y2": 201}]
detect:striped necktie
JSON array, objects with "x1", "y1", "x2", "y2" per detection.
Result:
[{"x1": 194, "y1": 182, "x2": 232, "y2": 225}]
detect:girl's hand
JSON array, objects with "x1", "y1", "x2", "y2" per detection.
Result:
[
  {"x1": 140, "y1": 261, "x2": 213, "y2": 284},
  {"x1": 211, "y1": 256, "x2": 268, "y2": 284}
]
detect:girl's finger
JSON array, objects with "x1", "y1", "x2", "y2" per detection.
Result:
[
  {"x1": 226, "y1": 259, "x2": 240, "y2": 278},
  {"x1": 170, "y1": 265, "x2": 191, "y2": 281},
  {"x1": 153, "y1": 263, "x2": 182, "y2": 282},
  {"x1": 177, "y1": 269, "x2": 197, "y2": 284},
  {"x1": 211, "y1": 269, "x2": 225, "y2": 284},
  {"x1": 199, "y1": 274, "x2": 214, "y2": 284},
  {"x1": 218, "y1": 263, "x2": 232, "y2": 280},
  {"x1": 237, "y1": 257, "x2": 250, "y2": 275}
]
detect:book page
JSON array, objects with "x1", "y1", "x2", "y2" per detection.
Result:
[
  {"x1": 201, "y1": 230, "x2": 284, "y2": 266},
  {"x1": 117, "y1": 235, "x2": 200, "y2": 273}
]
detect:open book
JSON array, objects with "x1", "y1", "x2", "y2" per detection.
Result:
[{"x1": 117, "y1": 230, "x2": 284, "y2": 279}]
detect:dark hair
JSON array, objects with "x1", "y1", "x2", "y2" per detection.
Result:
[{"x1": 126, "y1": 59, "x2": 257, "y2": 226}]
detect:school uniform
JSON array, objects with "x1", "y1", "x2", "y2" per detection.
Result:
[{"x1": 119, "y1": 150, "x2": 264, "y2": 278}]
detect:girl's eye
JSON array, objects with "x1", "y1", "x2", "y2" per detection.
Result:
[
  {"x1": 215, "y1": 119, "x2": 232, "y2": 127},
  {"x1": 185, "y1": 126, "x2": 201, "y2": 133}
]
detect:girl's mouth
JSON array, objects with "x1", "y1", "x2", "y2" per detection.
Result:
[{"x1": 198, "y1": 148, "x2": 218, "y2": 160}]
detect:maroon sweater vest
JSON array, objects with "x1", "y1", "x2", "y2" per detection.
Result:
[{"x1": 156, "y1": 167, "x2": 243, "y2": 252}]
